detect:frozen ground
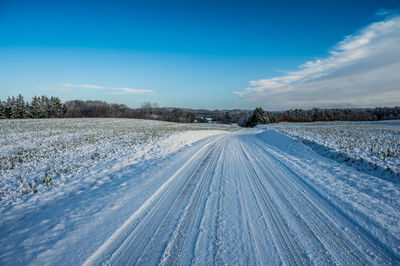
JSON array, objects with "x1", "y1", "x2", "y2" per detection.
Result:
[
  {"x1": 270, "y1": 120, "x2": 400, "y2": 178},
  {"x1": 1, "y1": 121, "x2": 399, "y2": 265},
  {"x1": 0, "y1": 118, "x2": 234, "y2": 202}
]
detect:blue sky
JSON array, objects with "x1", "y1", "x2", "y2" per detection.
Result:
[{"x1": 0, "y1": 0, "x2": 399, "y2": 110}]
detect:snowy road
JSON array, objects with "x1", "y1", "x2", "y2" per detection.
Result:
[
  {"x1": 84, "y1": 129, "x2": 399, "y2": 265},
  {"x1": 1, "y1": 129, "x2": 400, "y2": 265}
]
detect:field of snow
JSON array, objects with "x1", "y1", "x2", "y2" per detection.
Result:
[
  {"x1": 1, "y1": 122, "x2": 399, "y2": 265},
  {"x1": 270, "y1": 120, "x2": 400, "y2": 178},
  {"x1": 0, "y1": 118, "x2": 235, "y2": 203}
]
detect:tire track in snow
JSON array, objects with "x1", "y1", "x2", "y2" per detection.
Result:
[
  {"x1": 115, "y1": 144, "x2": 221, "y2": 265},
  {"x1": 158, "y1": 144, "x2": 222, "y2": 265},
  {"x1": 83, "y1": 136, "x2": 224, "y2": 266},
  {"x1": 256, "y1": 138, "x2": 400, "y2": 262},
  {"x1": 234, "y1": 142, "x2": 263, "y2": 265},
  {"x1": 242, "y1": 140, "x2": 364, "y2": 264},
  {"x1": 194, "y1": 143, "x2": 225, "y2": 266},
  {"x1": 209, "y1": 146, "x2": 224, "y2": 266},
  {"x1": 219, "y1": 139, "x2": 259, "y2": 265},
  {"x1": 252, "y1": 135, "x2": 400, "y2": 264},
  {"x1": 245, "y1": 136, "x2": 399, "y2": 265},
  {"x1": 238, "y1": 142, "x2": 308, "y2": 266}
]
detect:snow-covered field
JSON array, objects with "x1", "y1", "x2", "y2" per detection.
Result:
[
  {"x1": 270, "y1": 120, "x2": 400, "y2": 178},
  {"x1": 1, "y1": 120, "x2": 399, "y2": 265},
  {"x1": 0, "y1": 118, "x2": 234, "y2": 203}
]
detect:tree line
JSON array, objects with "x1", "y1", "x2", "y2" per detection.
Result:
[
  {"x1": 245, "y1": 107, "x2": 400, "y2": 127},
  {"x1": 0, "y1": 96, "x2": 246, "y2": 123},
  {"x1": 63, "y1": 100, "x2": 249, "y2": 124},
  {"x1": 0, "y1": 95, "x2": 66, "y2": 119},
  {"x1": 1, "y1": 95, "x2": 399, "y2": 126},
  {"x1": 271, "y1": 107, "x2": 400, "y2": 123}
]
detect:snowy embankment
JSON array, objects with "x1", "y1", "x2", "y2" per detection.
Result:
[
  {"x1": 269, "y1": 121, "x2": 400, "y2": 179},
  {"x1": 0, "y1": 118, "x2": 233, "y2": 204}
]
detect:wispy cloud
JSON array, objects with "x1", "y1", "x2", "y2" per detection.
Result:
[
  {"x1": 234, "y1": 15, "x2": 400, "y2": 110},
  {"x1": 52, "y1": 83, "x2": 154, "y2": 95},
  {"x1": 375, "y1": 8, "x2": 392, "y2": 17},
  {"x1": 80, "y1": 84, "x2": 104, "y2": 89},
  {"x1": 109, "y1": 88, "x2": 155, "y2": 95}
]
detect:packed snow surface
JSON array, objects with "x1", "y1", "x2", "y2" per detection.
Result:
[{"x1": 1, "y1": 121, "x2": 399, "y2": 265}]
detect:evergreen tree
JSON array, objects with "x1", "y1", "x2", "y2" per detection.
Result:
[
  {"x1": 49, "y1": 96, "x2": 63, "y2": 117},
  {"x1": 222, "y1": 112, "x2": 232, "y2": 124},
  {"x1": 0, "y1": 100, "x2": 5, "y2": 119},
  {"x1": 245, "y1": 107, "x2": 271, "y2": 127},
  {"x1": 39, "y1": 96, "x2": 49, "y2": 118},
  {"x1": 30, "y1": 96, "x2": 41, "y2": 118},
  {"x1": 15, "y1": 94, "x2": 26, "y2": 118},
  {"x1": 8, "y1": 96, "x2": 18, "y2": 119}
]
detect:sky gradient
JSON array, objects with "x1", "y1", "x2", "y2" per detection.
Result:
[{"x1": 1, "y1": 0, "x2": 399, "y2": 110}]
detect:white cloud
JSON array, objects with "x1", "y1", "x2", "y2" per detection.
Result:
[
  {"x1": 110, "y1": 88, "x2": 155, "y2": 95},
  {"x1": 80, "y1": 84, "x2": 104, "y2": 89},
  {"x1": 60, "y1": 83, "x2": 104, "y2": 89},
  {"x1": 55, "y1": 83, "x2": 154, "y2": 95},
  {"x1": 234, "y1": 15, "x2": 400, "y2": 110}
]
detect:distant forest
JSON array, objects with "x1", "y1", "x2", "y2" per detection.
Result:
[{"x1": 1, "y1": 95, "x2": 399, "y2": 126}]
